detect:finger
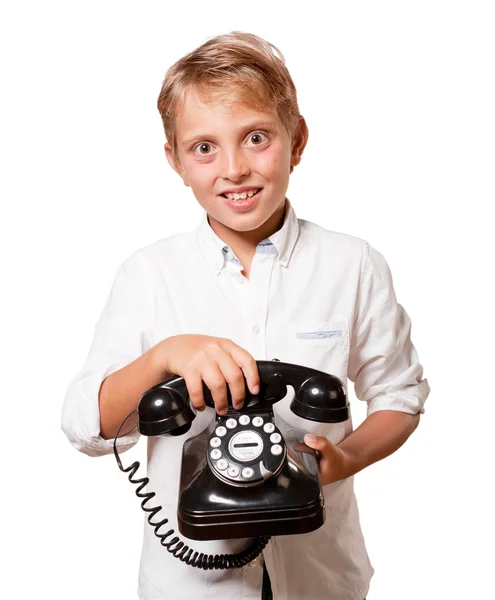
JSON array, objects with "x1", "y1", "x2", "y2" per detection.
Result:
[
  {"x1": 304, "y1": 434, "x2": 334, "y2": 462},
  {"x1": 183, "y1": 369, "x2": 206, "y2": 411},
  {"x1": 304, "y1": 434, "x2": 332, "y2": 485},
  {"x1": 206, "y1": 343, "x2": 248, "y2": 410},
  {"x1": 201, "y1": 363, "x2": 229, "y2": 416},
  {"x1": 304, "y1": 434, "x2": 331, "y2": 452},
  {"x1": 218, "y1": 360, "x2": 248, "y2": 411},
  {"x1": 222, "y1": 341, "x2": 260, "y2": 397}
]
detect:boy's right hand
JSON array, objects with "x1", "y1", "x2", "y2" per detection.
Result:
[{"x1": 155, "y1": 335, "x2": 260, "y2": 415}]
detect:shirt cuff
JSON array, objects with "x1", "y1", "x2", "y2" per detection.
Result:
[
  {"x1": 366, "y1": 378, "x2": 430, "y2": 417},
  {"x1": 62, "y1": 362, "x2": 141, "y2": 457}
]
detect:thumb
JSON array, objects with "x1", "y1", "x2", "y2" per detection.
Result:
[
  {"x1": 304, "y1": 433, "x2": 328, "y2": 450},
  {"x1": 303, "y1": 433, "x2": 346, "y2": 487}
]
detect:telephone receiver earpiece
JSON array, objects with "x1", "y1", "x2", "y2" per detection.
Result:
[
  {"x1": 137, "y1": 360, "x2": 349, "y2": 436},
  {"x1": 290, "y1": 372, "x2": 349, "y2": 422}
]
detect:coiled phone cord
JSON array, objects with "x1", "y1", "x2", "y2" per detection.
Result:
[{"x1": 113, "y1": 411, "x2": 270, "y2": 570}]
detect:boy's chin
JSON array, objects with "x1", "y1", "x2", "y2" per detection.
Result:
[
  {"x1": 219, "y1": 211, "x2": 285, "y2": 236},
  {"x1": 216, "y1": 215, "x2": 265, "y2": 232}
]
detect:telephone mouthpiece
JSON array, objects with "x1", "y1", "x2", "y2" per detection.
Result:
[{"x1": 138, "y1": 387, "x2": 196, "y2": 436}]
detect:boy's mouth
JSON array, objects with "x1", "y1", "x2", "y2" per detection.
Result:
[
  {"x1": 220, "y1": 188, "x2": 262, "y2": 201},
  {"x1": 221, "y1": 188, "x2": 263, "y2": 212}
]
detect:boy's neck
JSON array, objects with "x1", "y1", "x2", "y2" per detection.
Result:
[{"x1": 207, "y1": 199, "x2": 287, "y2": 278}]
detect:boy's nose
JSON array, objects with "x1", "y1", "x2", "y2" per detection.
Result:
[{"x1": 221, "y1": 149, "x2": 250, "y2": 181}]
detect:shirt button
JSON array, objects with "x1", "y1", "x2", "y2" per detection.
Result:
[{"x1": 252, "y1": 325, "x2": 260, "y2": 335}]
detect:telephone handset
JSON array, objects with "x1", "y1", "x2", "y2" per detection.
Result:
[{"x1": 113, "y1": 359, "x2": 349, "y2": 570}]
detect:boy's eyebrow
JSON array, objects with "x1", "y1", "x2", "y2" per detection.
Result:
[{"x1": 181, "y1": 121, "x2": 278, "y2": 147}]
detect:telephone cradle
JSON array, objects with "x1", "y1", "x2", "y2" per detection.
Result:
[{"x1": 113, "y1": 359, "x2": 349, "y2": 570}]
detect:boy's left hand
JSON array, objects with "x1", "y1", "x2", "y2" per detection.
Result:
[
  {"x1": 298, "y1": 411, "x2": 421, "y2": 487},
  {"x1": 302, "y1": 434, "x2": 353, "y2": 486}
]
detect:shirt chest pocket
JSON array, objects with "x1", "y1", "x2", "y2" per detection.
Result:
[{"x1": 281, "y1": 319, "x2": 350, "y2": 381}]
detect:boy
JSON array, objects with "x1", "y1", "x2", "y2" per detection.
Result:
[{"x1": 62, "y1": 31, "x2": 430, "y2": 600}]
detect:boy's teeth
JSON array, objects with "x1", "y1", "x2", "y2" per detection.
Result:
[{"x1": 225, "y1": 189, "x2": 259, "y2": 200}]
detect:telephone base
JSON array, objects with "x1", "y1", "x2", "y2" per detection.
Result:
[
  {"x1": 178, "y1": 430, "x2": 325, "y2": 541},
  {"x1": 179, "y1": 496, "x2": 325, "y2": 541}
]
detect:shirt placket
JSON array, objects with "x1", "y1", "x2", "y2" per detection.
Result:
[{"x1": 243, "y1": 248, "x2": 276, "y2": 368}]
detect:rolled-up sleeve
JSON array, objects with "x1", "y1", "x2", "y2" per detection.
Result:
[
  {"x1": 348, "y1": 243, "x2": 430, "y2": 416},
  {"x1": 61, "y1": 256, "x2": 152, "y2": 457}
]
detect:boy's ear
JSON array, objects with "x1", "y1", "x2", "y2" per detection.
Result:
[
  {"x1": 164, "y1": 143, "x2": 190, "y2": 187},
  {"x1": 290, "y1": 116, "x2": 309, "y2": 172}
]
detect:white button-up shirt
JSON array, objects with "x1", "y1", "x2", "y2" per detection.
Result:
[{"x1": 62, "y1": 199, "x2": 430, "y2": 600}]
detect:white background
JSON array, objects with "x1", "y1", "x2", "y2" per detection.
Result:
[{"x1": 1, "y1": 1, "x2": 494, "y2": 598}]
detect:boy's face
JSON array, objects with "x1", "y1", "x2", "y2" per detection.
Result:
[{"x1": 165, "y1": 87, "x2": 306, "y2": 243}]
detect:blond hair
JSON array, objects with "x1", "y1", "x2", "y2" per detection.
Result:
[{"x1": 157, "y1": 31, "x2": 301, "y2": 168}]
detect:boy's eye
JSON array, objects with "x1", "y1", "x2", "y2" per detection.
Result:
[
  {"x1": 194, "y1": 143, "x2": 211, "y2": 155},
  {"x1": 249, "y1": 132, "x2": 267, "y2": 145}
]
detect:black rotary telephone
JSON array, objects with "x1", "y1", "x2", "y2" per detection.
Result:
[{"x1": 113, "y1": 359, "x2": 349, "y2": 570}]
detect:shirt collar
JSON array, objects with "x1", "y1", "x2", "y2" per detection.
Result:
[{"x1": 196, "y1": 198, "x2": 300, "y2": 275}]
